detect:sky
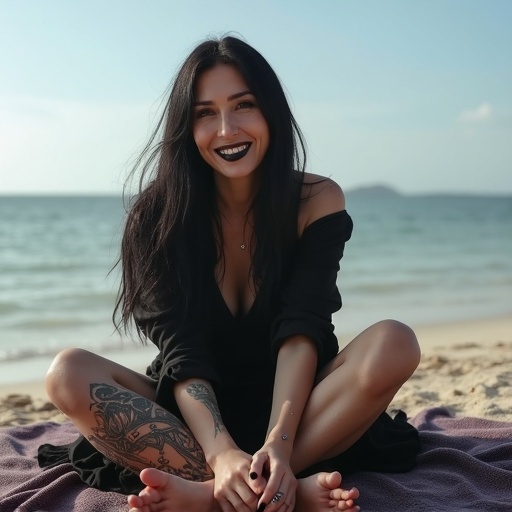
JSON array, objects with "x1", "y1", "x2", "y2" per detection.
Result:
[{"x1": 1, "y1": 0, "x2": 511, "y2": 195}]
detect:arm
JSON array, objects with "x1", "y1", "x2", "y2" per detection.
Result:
[
  {"x1": 251, "y1": 336, "x2": 318, "y2": 510},
  {"x1": 174, "y1": 378, "x2": 239, "y2": 466},
  {"x1": 175, "y1": 378, "x2": 259, "y2": 512},
  {"x1": 267, "y1": 336, "x2": 318, "y2": 450},
  {"x1": 252, "y1": 179, "x2": 352, "y2": 508},
  {"x1": 136, "y1": 303, "x2": 259, "y2": 510}
]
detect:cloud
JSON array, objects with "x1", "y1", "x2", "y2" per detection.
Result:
[{"x1": 458, "y1": 102, "x2": 493, "y2": 123}]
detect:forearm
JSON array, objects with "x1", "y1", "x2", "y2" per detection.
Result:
[
  {"x1": 267, "y1": 336, "x2": 318, "y2": 450},
  {"x1": 174, "y1": 378, "x2": 238, "y2": 468}
]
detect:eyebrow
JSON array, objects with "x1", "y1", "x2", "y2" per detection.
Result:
[{"x1": 193, "y1": 90, "x2": 254, "y2": 107}]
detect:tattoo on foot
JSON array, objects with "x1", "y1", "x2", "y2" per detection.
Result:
[{"x1": 87, "y1": 383, "x2": 214, "y2": 481}]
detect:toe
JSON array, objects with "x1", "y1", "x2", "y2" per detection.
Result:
[
  {"x1": 128, "y1": 494, "x2": 143, "y2": 508},
  {"x1": 331, "y1": 486, "x2": 359, "y2": 501},
  {"x1": 320, "y1": 471, "x2": 342, "y2": 490},
  {"x1": 140, "y1": 468, "x2": 169, "y2": 490}
]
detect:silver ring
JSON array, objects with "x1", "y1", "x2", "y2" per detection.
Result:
[{"x1": 271, "y1": 491, "x2": 285, "y2": 504}]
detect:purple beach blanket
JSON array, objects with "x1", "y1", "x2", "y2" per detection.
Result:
[{"x1": 1, "y1": 407, "x2": 511, "y2": 512}]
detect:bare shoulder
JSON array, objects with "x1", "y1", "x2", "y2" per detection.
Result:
[{"x1": 298, "y1": 173, "x2": 346, "y2": 234}]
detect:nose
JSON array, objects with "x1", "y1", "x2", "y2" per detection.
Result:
[{"x1": 217, "y1": 112, "x2": 238, "y2": 137}]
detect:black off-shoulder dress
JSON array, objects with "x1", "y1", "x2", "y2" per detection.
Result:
[{"x1": 38, "y1": 211, "x2": 420, "y2": 494}]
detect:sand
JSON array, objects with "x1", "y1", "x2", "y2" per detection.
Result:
[
  {"x1": 388, "y1": 316, "x2": 512, "y2": 420},
  {"x1": 1, "y1": 315, "x2": 511, "y2": 427}
]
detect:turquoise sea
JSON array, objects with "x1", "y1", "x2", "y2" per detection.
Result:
[{"x1": 1, "y1": 193, "x2": 511, "y2": 385}]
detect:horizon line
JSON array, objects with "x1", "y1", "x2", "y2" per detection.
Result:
[{"x1": 1, "y1": 187, "x2": 512, "y2": 198}]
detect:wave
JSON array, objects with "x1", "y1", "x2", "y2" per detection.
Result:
[
  {"x1": 0, "y1": 263, "x2": 106, "y2": 275},
  {"x1": 0, "y1": 301, "x2": 23, "y2": 314},
  {"x1": 0, "y1": 291, "x2": 117, "y2": 312},
  {"x1": 0, "y1": 337, "x2": 141, "y2": 363},
  {"x1": 9, "y1": 318, "x2": 92, "y2": 330}
]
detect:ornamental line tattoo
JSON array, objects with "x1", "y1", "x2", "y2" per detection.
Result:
[
  {"x1": 186, "y1": 382, "x2": 225, "y2": 437},
  {"x1": 87, "y1": 383, "x2": 213, "y2": 481}
]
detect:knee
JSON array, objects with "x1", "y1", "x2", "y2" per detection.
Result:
[
  {"x1": 360, "y1": 319, "x2": 421, "y2": 393},
  {"x1": 45, "y1": 348, "x2": 95, "y2": 415},
  {"x1": 381, "y1": 319, "x2": 421, "y2": 366}
]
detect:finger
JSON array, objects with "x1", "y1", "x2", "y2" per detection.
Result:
[
  {"x1": 268, "y1": 489, "x2": 287, "y2": 510},
  {"x1": 250, "y1": 451, "x2": 268, "y2": 479},
  {"x1": 237, "y1": 482, "x2": 260, "y2": 510},
  {"x1": 260, "y1": 479, "x2": 289, "y2": 511},
  {"x1": 288, "y1": 495, "x2": 296, "y2": 512},
  {"x1": 283, "y1": 487, "x2": 296, "y2": 511},
  {"x1": 258, "y1": 468, "x2": 285, "y2": 508},
  {"x1": 249, "y1": 473, "x2": 267, "y2": 495},
  {"x1": 217, "y1": 494, "x2": 238, "y2": 512},
  {"x1": 222, "y1": 489, "x2": 255, "y2": 512},
  {"x1": 267, "y1": 475, "x2": 297, "y2": 512},
  {"x1": 250, "y1": 452, "x2": 269, "y2": 494}
]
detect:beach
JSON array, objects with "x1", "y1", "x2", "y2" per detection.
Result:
[
  {"x1": 1, "y1": 194, "x2": 510, "y2": 427},
  {"x1": 2, "y1": 314, "x2": 510, "y2": 427}
]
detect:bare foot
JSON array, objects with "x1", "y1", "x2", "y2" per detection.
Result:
[
  {"x1": 295, "y1": 471, "x2": 360, "y2": 512},
  {"x1": 127, "y1": 468, "x2": 217, "y2": 512}
]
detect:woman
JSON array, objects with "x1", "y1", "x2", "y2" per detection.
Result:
[{"x1": 42, "y1": 36, "x2": 421, "y2": 512}]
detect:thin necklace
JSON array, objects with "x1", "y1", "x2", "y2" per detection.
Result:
[
  {"x1": 217, "y1": 209, "x2": 249, "y2": 250},
  {"x1": 240, "y1": 218, "x2": 248, "y2": 250}
]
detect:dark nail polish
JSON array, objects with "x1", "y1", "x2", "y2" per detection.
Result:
[
  {"x1": 257, "y1": 503, "x2": 267, "y2": 512},
  {"x1": 250, "y1": 471, "x2": 258, "y2": 480}
]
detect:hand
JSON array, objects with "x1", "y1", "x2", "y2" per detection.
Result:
[
  {"x1": 250, "y1": 440, "x2": 297, "y2": 511},
  {"x1": 211, "y1": 447, "x2": 260, "y2": 512}
]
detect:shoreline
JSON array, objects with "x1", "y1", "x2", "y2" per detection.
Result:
[
  {"x1": 1, "y1": 313, "x2": 511, "y2": 426},
  {"x1": 340, "y1": 313, "x2": 512, "y2": 351}
]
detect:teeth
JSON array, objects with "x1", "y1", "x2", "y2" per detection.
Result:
[{"x1": 219, "y1": 144, "x2": 248, "y2": 155}]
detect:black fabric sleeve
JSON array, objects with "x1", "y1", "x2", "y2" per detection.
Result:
[
  {"x1": 270, "y1": 210, "x2": 353, "y2": 368},
  {"x1": 134, "y1": 298, "x2": 220, "y2": 387}
]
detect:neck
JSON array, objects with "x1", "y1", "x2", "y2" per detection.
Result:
[{"x1": 214, "y1": 173, "x2": 259, "y2": 217}]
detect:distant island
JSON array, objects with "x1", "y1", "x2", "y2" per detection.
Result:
[{"x1": 344, "y1": 185, "x2": 512, "y2": 198}]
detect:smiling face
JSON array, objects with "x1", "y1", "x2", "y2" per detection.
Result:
[{"x1": 192, "y1": 64, "x2": 270, "y2": 182}]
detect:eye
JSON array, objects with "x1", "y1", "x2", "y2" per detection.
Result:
[
  {"x1": 195, "y1": 108, "x2": 214, "y2": 119},
  {"x1": 236, "y1": 101, "x2": 255, "y2": 110}
]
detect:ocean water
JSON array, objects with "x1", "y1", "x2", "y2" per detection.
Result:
[
  {"x1": 336, "y1": 193, "x2": 512, "y2": 332},
  {"x1": 1, "y1": 193, "x2": 511, "y2": 385}
]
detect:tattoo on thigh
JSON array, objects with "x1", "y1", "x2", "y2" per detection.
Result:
[
  {"x1": 87, "y1": 383, "x2": 213, "y2": 481},
  {"x1": 186, "y1": 382, "x2": 225, "y2": 437}
]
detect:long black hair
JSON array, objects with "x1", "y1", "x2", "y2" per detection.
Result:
[{"x1": 115, "y1": 35, "x2": 307, "y2": 334}]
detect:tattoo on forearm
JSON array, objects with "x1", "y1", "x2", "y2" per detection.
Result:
[
  {"x1": 87, "y1": 383, "x2": 213, "y2": 481},
  {"x1": 186, "y1": 382, "x2": 225, "y2": 437}
]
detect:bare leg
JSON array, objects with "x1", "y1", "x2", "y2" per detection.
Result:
[
  {"x1": 290, "y1": 320, "x2": 420, "y2": 472},
  {"x1": 45, "y1": 348, "x2": 213, "y2": 479},
  {"x1": 123, "y1": 318, "x2": 419, "y2": 512},
  {"x1": 49, "y1": 319, "x2": 419, "y2": 512},
  {"x1": 47, "y1": 349, "x2": 222, "y2": 510}
]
